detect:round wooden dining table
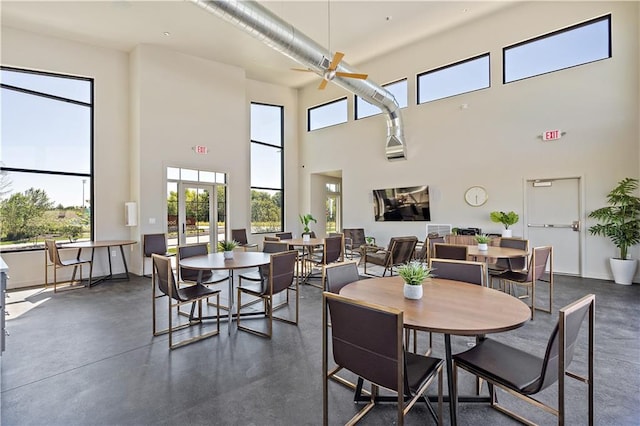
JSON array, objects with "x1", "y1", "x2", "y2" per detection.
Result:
[
  {"x1": 340, "y1": 275, "x2": 531, "y2": 425},
  {"x1": 179, "y1": 251, "x2": 271, "y2": 334}
]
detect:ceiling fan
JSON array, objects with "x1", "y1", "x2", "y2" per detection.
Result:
[{"x1": 292, "y1": 52, "x2": 368, "y2": 90}]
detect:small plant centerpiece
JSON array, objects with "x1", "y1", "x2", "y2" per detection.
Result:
[
  {"x1": 490, "y1": 211, "x2": 519, "y2": 237},
  {"x1": 588, "y1": 177, "x2": 640, "y2": 285},
  {"x1": 475, "y1": 234, "x2": 491, "y2": 251},
  {"x1": 365, "y1": 236, "x2": 376, "y2": 246},
  {"x1": 299, "y1": 213, "x2": 317, "y2": 241},
  {"x1": 218, "y1": 240, "x2": 238, "y2": 260},
  {"x1": 397, "y1": 261, "x2": 433, "y2": 300}
]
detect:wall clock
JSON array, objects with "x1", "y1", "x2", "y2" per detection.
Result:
[{"x1": 464, "y1": 186, "x2": 488, "y2": 207}]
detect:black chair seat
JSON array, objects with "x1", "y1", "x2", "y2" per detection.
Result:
[
  {"x1": 177, "y1": 283, "x2": 220, "y2": 302},
  {"x1": 454, "y1": 338, "x2": 544, "y2": 394},
  {"x1": 237, "y1": 280, "x2": 265, "y2": 296},
  {"x1": 406, "y1": 352, "x2": 444, "y2": 394},
  {"x1": 496, "y1": 270, "x2": 528, "y2": 282}
]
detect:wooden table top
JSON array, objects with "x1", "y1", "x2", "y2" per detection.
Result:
[
  {"x1": 280, "y1": 237, "x2": 324, "y2": 246},
  {"x1": 66, "y1": 240, "x2": 137, "y2": 248},
  {"x1": 179, "y1": 251, "x2": 271, "y2": 271},
  {"x1": 340, "y1": 276, "x2": 531, "y2": 336},
  {"x1": 466, "y1": 245, "x2": 527, "y2": 259}
]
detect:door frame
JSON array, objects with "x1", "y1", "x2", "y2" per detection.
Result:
[{"x1": 522, "y1": 175, "x2": 585, "y2": 277}]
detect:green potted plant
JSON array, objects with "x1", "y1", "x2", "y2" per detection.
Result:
[
  {"x1": 588, "y1": 177, "x2": 640, "y2": 285},
  {"x1": 490, "y1": 211, "x2": 519, "y2": 237},
  {"x1": 475, "y1": 234, "x2": 491, "y2": 251},
  {"x1": 299, "y1": 213, "x2": 317, "y2": 241},
  {"x1": 397, "y1": 261, "x2": 433, "y2": 300},
  {"x1": 218, "y1": 240, "x2": 238, "y2": 260}
]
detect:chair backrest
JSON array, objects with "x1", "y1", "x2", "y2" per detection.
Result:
[
  {"x1": 264, "y1": 236, "x2": 281, "y2": 242},
  {"x1": 325, "y1": 261, "x2": 360, "y2": 294},
  {"x1": 178, "y1": 243, "x2": 212, "y2": 282},
  {"x1": 263, "y1": 241, "x2": 290, "y2": 253},
  {"x1": 389, "y1": 236, "x2": 418, "y2": 266},
  {"x1": 524, "y1": 246, "x2": 552, "y2": 282},
  {"x1": 152, "y1": 254, "x2": 183, "y2": 302},
  {"x1": 275, "y1": 232, "x2": 293, "y2": 240},
  {"x1": 268, "y1": 251, "x2": 298, "y2": 294},
  {"x1": 231, "y1": 229, "x2": 249, "y2": 245},
  {"x1": 343, "y1": 228, "x2": 366, "y2": 247},
  {"x1": 497, "y1": 237, "x2": 529, "y2": 270},
  {"x1": 532, "y1": 294, "x2": 595, "y2": 394},
  {"x1": 429, "y1": 258, "x2": 485, "y2": 286},
  {"x1": 143, "y1": 233, "x2": 168, "y2": 257},
  {"x1": 324, "y1": 292, "x2": 407, "y2": 395},
  {"x1": 321, "y1": 235, "x2": 344, "y2": 265},
  {"x1": 45, "y1": 239, "x2": 62, "y2": 266},
  {"x1": 433, "y1": 243, "x2": 468, "y2": 261},
  {"x1": 427, "y1": 236, "x2": 445, "y2": 259}
]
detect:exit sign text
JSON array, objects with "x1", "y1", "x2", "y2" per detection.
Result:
[
  {"x1": 542, "y1": 129, "x2": 562, "y2": 141},
  {"x1": 193, "y1": 145, "x2": 209, "y2": 154}
]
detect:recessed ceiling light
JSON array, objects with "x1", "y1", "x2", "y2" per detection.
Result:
[
  {"x1": 385, "y1": 16, "x2": 392, "y2": 21},
  {"x1": 163, "y1": 32, "x2": 171, "y2": 36}
]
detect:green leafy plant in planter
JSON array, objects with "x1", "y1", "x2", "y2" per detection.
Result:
[
  {"x1": 475, "y1": 234, "x2": 491, "y2": 244},
  {"x1": 398, "y1": 261, "x2": 433, "y2": 300},
  {"x1": 299, "y1": 213, "x2": 317, "y2": 234},
  {"x1": 490, "y1": 211, "x2": 519, "y2": 229},
  {"x1": 588, "y1": 177, "x2": 640, "y2": 284},
  {"x1": 217, "y1": 240, "x2": 238, "y2": 252}
]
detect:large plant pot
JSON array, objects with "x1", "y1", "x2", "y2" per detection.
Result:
[
  {"x1": 610, "y1": 258, "x2": 637, "y2": 285},
  {"x1": 403, "y1": 283, "x2": 423, "y2": 300},
  {"x1": 501, "y1": 229, "x2": 513, "y2": 238}
]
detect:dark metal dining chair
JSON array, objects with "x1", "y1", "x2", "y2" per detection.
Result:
[
  {"x1": 322, "y1": 292, "x2": 443, "y2": 425},
  {"x1": 432, "y1": 243, "x2": 468, "y2": 261},
  {"x1": 177, "y1": 243, "x2": 229, "y2": 310},
  {"x1": 44, "y1": 239, "x2": 92, "y2": 292},
  {"x1": 487, "y1": 237, "x2": 529, "y2": 275},
  {"x1": 363, "y1": 236, "x2": 418, "y2": 277},
  {"x1": 142, "y1": 233, "x2": 173, "y2": 277},
  {"x1": 231, "y1": 228, "x2": 258, "y2": 251},
  {"x1": 429, "y1": 258, "x2": 486, "y2": 286},
  {"x1": 307, "y1": 234, "x2": 344, "y2": 288},
  {"x1": 453, "y1": 294, "x2": 595, "y2": 425}
]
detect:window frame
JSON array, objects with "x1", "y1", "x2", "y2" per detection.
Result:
[
  {"x1": 355, "y1": 78, "x2": 408, "y2": 120},
  {"x1": 307, "y1": 97, "x2": 348, "y2": 131},
  {"x1": 416, "y1": 53, "x2": 491, "y2": 104},
  {"x1": 503, "y1": 14, "x2": 612, "y2": 84},
  {"x1": 0, "y1": 66, "x2": 94, "y2": 252},
  {"x1": 250, "y1": 102, "x2": 284, "y2": 234}
]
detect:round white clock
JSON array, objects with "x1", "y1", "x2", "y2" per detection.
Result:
[{"x1": 464, "y1": 186, "x2": 488, "y2": 207}]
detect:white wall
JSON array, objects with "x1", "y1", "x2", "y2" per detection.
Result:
[{"x1": 297, "y1": 1, "x2": 640, "y2": 281}]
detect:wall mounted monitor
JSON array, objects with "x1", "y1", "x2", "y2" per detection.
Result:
[{"x1": 373, "y1": 186, "x2": 431, "y2": 222}]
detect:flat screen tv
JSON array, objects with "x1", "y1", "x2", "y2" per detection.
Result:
[{"x1": 373, "y1": 186, "x2": 431, "y2": 222}]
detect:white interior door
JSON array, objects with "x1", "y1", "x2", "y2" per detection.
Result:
[{"x1": 525, "y1": 177, "x2": 582, "y2": 275}]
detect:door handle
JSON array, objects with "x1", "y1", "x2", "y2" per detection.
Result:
[{"x1": 572, "y1": 220, "x2": 580, "y2": 232}]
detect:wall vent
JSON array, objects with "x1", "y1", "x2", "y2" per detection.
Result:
[{"x1": 426, "y1": 224, "x2": 452, "y2": 237}]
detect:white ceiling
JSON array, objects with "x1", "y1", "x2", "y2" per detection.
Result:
[{"x1": 1, "y1": 1, "x2": 516, "y2": 88}]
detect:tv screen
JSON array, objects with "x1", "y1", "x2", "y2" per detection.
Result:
[{"x1": 373, "y1": 186, "x2": 431, "y2": 222}]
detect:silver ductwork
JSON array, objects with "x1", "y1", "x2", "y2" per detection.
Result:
[{"x1": 189, "y1": 0, "x2": 407, "y2": 161}]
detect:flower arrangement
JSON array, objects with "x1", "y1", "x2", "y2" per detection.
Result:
[{"x1": 397, "y1": 261, "x2": 433, "y2": 286}]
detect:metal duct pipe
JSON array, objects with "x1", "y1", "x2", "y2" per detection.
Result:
[{"x1": 189, "y1": 0, "x2": 407, "y2": 160}]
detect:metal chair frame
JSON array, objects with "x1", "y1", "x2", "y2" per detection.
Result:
[{"x1": 44, "y1": 239, "x2": 92, "y2": 293}]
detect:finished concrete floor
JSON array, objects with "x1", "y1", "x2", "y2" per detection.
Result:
[{"x1": 2, "y1": 266, "x2": 639, "y2": 425}]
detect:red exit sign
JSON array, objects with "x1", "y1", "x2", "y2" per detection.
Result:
[
  {"x1": 542, "y1": 129, "x2": 562, "y2": 141},
  {"x1": 192, "y1": 145, "x2": 209, "y2": 154}
]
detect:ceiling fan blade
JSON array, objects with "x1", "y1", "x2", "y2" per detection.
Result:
[
  {"x1": 291, "y1": 68, "x2": 315, "y2": 73},
  {"x1": 318, "y1": 79, "x2": 329, "y2": 90},
  {"x1": 335, "y1": 72, "x2": 368, "y2": 80},
  {"x1": 328, "y1": 51, "x2": 345, "y2": 70}
]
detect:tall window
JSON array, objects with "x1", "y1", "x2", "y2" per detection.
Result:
[
  {"x1": 250, "y1": 103, "x2": 283, "y2": 233},
  {"x1": 355, "y1": 79, "x2": 408, "y2": 120},
  {"x1": 0, "y1": 67, "x2": 93, "y2": 251},
  {"x1": 417, "y1": 54, "x2": 490, "y2": 104},
  {"x1": 504, "y1": 15, "x2": 611, "y2": 83}
]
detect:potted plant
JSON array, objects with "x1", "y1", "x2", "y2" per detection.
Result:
[
  {"x1": 397, "y1": 261, "x2": 433, "y2": 300},
  {"x1": 218, "y1": 240, "x2": 238, "y2": 260},
  {"x1": 490, "y1": 211, "x2": 519, "y2": 237},
  {"x1": 588, "y1": 177, "x2": 640, "y2": 285},
  {"x1": 299, "y1": 213, "x2": 317, "y2": 241},
  {"x1": 365, "y1": 236, "x2": 376, "y2": 246},
  {"x1": 475, "y1": 234, "x2": 491, "y2": 251}
]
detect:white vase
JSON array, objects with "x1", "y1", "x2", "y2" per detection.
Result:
[
  {"x1": 610, "y1": 258, "x2": 637, "y2": 285},
  {"x1": 501, "y1": 229, "x2": 513, "y2": 238},
  {"x1": 223, "y1": 251, "x2": 234, "y2": 260},
  {"x1": 478, "y1": 243, "x2": 488, "y2": 251},
  {"x1": 302, "y1": 234, "x2": 310, "y2": 242},
  {"x1": 403, "y1": 283, "x2": 423, "y2": 300}
]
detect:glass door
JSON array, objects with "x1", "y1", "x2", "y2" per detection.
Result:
[{"x1": 178, "y1": 183, "x2": 215, "y2": 249}]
